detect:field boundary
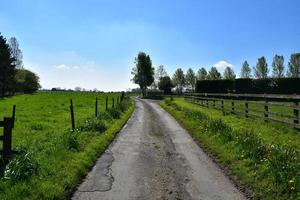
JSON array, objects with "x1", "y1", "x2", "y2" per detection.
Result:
[{"x1": 184, "y1": 93, "x2": 300, "y2": 129}]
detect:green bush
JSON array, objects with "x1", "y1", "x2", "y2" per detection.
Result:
[
  {"x1": 267, "y1": 144, "x2": 300, "y2": 196},
  {"x1": 78, "y1": 117, "x2": 106, "y2": 133},
  {"x1": 4, "y1": 149, "x2": 38, "y2": 181},
  {"x1": 107, "y1": 108, "x2": 121, "y2": 119},
  {"x1": 65, "y1": 131, "x2": 80, "y2": 152},
  {"x1": 235, "y1": 129, "x2": 266, "y2": 161}
]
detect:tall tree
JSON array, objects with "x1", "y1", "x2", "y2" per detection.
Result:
[
  {"x1": 197, "y1": 67, "x2": 207, "y2": 80},
  {"x1": 240, "y1": 61, "x2": 251, "y2": 78},
  {"x1": 253, "y1": 56, "x2": 269, "y2": 79},
  {"x1": 223, "y1": 66, "x2": 236, "y2": 80},
  {"x1": 172, "y1": 68, "x2": 185, "y2": 93},
  {"x1": 131, "y1": 52, "x2": 154, "y2": 96},
  {"x1": 158, "y1": 76, "x2": 173, "y2": 94},
  {"x1": 185, "y1": 68, "x2": 197, "y2": 91},
  {"x1": 152, "y1": 65, "x2": 168, "y2": 90},
  {"x1": 272, "y1": 55, "x2": 285, "y2": 78},
  {"x1": 0, "y1": 33, "x2": 16, "y2": 96},
  {"x1": 287, "y1": 53, "x2": 300, "y2": 78},
  {"x1": 207, "y1": 67, "x2": 221, "y2": 80},
  {"x1": 9, "y1": 37, "x2": 23, "y2": 69}
]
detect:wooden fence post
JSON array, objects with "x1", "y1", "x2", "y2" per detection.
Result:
[
  {"x1": 231, "y1": 101, "x2": 235, "y2": 114},
  {"x1": 245, "y1": 100, "x2": 249, "y2": 118},
  {"x1": 112, "y1": 98, "x2": 115, "y2": 108},
  {"x1": 95, "y1": 97, "x2": 98, "y2": 117},
  {"x1": 3, "y1": 117, "x2": 13, "y2": 159},
  {"x1": 264, "y1": 99, "x2": 269, "y2": 122},
  {"x1": 294, "y1": 101, "x2": 299, "y2": 128},
  {"x1": 70, "y1": 99, "x2": 75, "y2": 131},
  {"x1": 106, "y1": 96, "x2": 108, "y2": 111},
  {"x1": 221, "y1": 100, "x2": 225, "y2": 116}
]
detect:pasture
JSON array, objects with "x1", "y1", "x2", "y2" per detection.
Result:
[{"x1": 0, "y1": 92, "x2": 134, "y2": 200}]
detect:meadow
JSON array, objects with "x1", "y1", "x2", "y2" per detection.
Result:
[
  {"x1": 0, "y1": 92, "x2": 134, "y2": 200},
  {"x1": 161, "y1": 97, "x2": 300, "y2": 200}
]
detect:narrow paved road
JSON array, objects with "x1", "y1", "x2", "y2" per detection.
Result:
[{"x1": 72, "y1": 98, "x2": 246, "y2": 200}]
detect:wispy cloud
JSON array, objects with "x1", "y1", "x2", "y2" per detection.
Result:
[{"x1": 54, "y1": 64, "x2": 80, "y2": 70}]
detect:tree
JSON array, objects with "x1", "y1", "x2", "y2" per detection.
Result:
[
  {"x1": 185, "y1": 68, "x2": 197, "y2": 91},
  {"x1": 287, "y1": 53, "x2": 300, "y2": 78},
  {"x1": 240, "y1": 61, "x2": 251, "y2": 78},
  {"x1": 197, "y1": 67, "x2": 207, "y2": 80},
  {"x1": 272, "y1": 55, "x2": 285, "y2": 78},
  {"x1": 0, "y1": 33, "x2": 16, "y2": 96},
  {"x1": 207, "y1": 67, "x2": 221, "y2": 80},
  {"x1": 253, "y1": 56, "x2": 269, "y2": 79},
  {"x1": 152, "y1": 65, "x2": 168, "y2": 90},
  {"x1": 172, "y1": 68, "x2": 185, "y2": 93},
  {"x1": 223, "y1": 66, "x2": 236, "y2": 80},
  {"x1": 158, "y1": 76, "x2": 173, "y2": 94},
  {"x1": 9, "y1": 37, "x2": 23, "y2": 69},
  {"x1": 131, "y1": 52, "x2": 154, "y2": 96}
]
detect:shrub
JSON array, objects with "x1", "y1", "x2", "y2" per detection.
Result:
[
  {"x1": 107, "y1": 108, "x2": 121, "y2": 119},
  {"x1": 235, "y1": 129, "x2": 267, "y2": 161},
  {"x1": 4, "y1": 149, "x2": 38, "y2": 181},
  {"x1": 65, "y1": 131, "x2": 80, "y2": 152},
  {"x1": 267, "y1": 144, "x2": 300, "y2": 196},
  {"x1": 78, "y1": 117, "x2": 106, "y2": 133},
  {"x1": 208, "y1": 119, "x2": 233, "y2": 141}
]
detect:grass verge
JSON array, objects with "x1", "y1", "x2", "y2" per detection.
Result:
[
  {"x1": 160, "y1": 97, "x2": 300, "y2": 200},
  {"x1": 0, "y1": 93, "x2": 134, "y2": 200}
]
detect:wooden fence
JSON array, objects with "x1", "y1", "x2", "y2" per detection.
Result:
[
  {"x1": 184, "y1": 93, "x2": 300, "y2": 129},
  {"x1": 0, "y1": 105, "x2": 16, "y2": 159}
]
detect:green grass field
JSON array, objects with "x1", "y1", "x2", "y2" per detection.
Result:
[
  {"x1": 161, "y1": 97, "x2": 300, "y2": 200},
  {"x1": 0, "y1": 92, "x2": 134, "y2": 200}
]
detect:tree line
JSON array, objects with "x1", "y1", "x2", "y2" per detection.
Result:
[
  {"x1": 0, "y1": 33, "x2": 40, "y2": 96},
  {"x1": 131, "y1": 52, "x2": 300, "y2": 94}
]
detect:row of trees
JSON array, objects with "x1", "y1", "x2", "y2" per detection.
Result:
[
  {"x1": 0, "y1": 33, "x2": 40, "y2": 96},
  {"x1": 131, "y1": 52, "x2": 300, "y2": 94}
]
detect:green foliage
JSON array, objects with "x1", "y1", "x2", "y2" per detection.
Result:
[
  {"x1": 207, "y1": 66, "x2": 221, "y2": 80},
  {"x1": 195, "y1": 79, "x2": 234, "y2": 93},
  {"x1": 65, "y1": 131, "x2": 80, "y2": 151},
  {"x1": 185, "y1": 68, "x2": 197, "y2": 91},
  {"x1": 254, "y1": 56, "x2": 269, "y2": 79},
  {"x1": 0, "y1": 33, "x2": 16, "y2": 96},
  {"x1": 15, "y1": 69, "x2": 40, "y2": 93},
  {"x1": 240, "y1": 61, "x2": 251, "y2": 78},
  {"x1": 131, "y1": 52, "x2": 154, "y2": 96},
  {"x1": 223, "y1": 66, "x2": 236, "y2": 80},
  {"x1": 197, "y1": 67, "x2": 207, "y2": 80},
  {"x1": 287, "y1": 53, "x2": 300, "y2": 78},
  {"x1": 272, "y1": 55, "x2": 285, "y2": 78},
  {"x1": 78, "y1": 117, "x2": 106, "y2": 133},
  {"x1": 107, "y1": 108, "x2": 121, "y2": 119},
  {"x1": 158, "y1": 76, "x2": 173, "y2": 94},
  {"x1": 172, "y1": 68, "x2": 185, "y2": 93},
  {"x1": 4, "y1": 149, "x2": 38, "y2": 181}
]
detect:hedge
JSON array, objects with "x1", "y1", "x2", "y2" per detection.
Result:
[{"x1": 195, "y1": 78, "x2": 300, "y2": 94}]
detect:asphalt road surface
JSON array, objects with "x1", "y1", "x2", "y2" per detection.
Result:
[{"x1": 72, "y1": 98, "x2": 246, "y2": 200}]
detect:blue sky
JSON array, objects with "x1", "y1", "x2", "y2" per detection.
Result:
[{"x1": 0, "y1": 0, "x2": 299, "y2": 91}]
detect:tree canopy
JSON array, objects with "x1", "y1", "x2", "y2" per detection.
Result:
[
  {"x1": 131, "y1": 52, "x2": 154, "y2": 96},
  {"x1": 197, "y1": 67, "x2": 207, "y2": 80},
  {"x1": 172, "y1": 68, "x2": 185, "y2": 93},
  {"x1": 223, "y1": 67, "x2": 236, "y2": 80},
  {"x1": 287, "y1": 53, "x2": 300, "y2": 78},
  {"x1": 207, "y1": 67, "x2": 221, "y2": 80},
  {"x1": 240, "y1": 61, "x2": 251, "y2": 78},
  {"x1": 254, "y1": 56, "x2": 269, "y2": 79},
  {"x1": 158, "y1": 76, "x2": 173, "y2": 94},
  {"x1": 185, "y1": 68, "x2": 196, "y2": 91},
  {"x1": 272, "y1": 55, "x2": 285, "y2": 78}
]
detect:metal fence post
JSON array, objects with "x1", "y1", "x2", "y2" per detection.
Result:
[
  {"x1": 70, "y1": 99, "x2": 75, "y2": 131},
  {"x1": 245, "y1": 100, "x2": 249, "y2": 118},
  {"x1": 95, "y1": 97, "x2": 98, "y2": 117},
  {"x1": 231, "y1": 101, "x2": 235, "y2": 114},
  {"x1": 264, "y1": 99, "x2": 269, "y2": 122},
  {"x1": 3, "y1": 117, "x2": 13, "y2": 159}
]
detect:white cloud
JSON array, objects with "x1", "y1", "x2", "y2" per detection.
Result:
[
  {"x1": 213, "y1": 61, "x2": 234, "y2": 71},
  {"x1": 54, "y1": 64, "x2": 80, "y2": 70}
]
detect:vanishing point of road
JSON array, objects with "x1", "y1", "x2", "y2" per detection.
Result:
[{"x1": 72, "y1": 98, "x2": 247, "y2": 200}]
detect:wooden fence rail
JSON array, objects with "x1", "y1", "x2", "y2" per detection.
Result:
[{"x1": 184, "y1": 93, "x2": 300, "y2": 130}]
